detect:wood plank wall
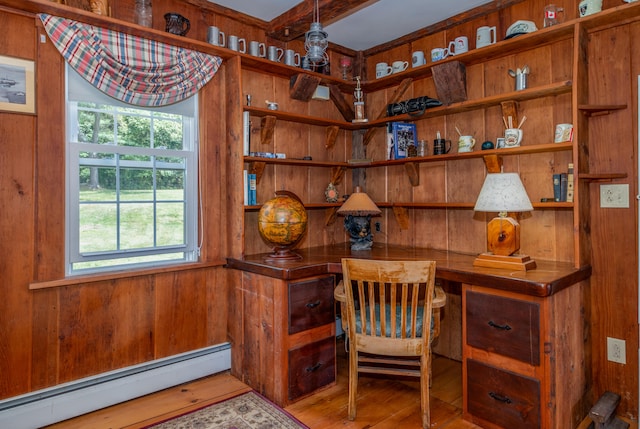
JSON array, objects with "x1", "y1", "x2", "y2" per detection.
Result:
[{"x1": 0, "y1": 0, "x2": 637, "y2": 421}]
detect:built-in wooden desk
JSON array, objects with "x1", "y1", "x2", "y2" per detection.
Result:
[{"x1": 226, "y1": 243, "x2": 591, "y2": 428}]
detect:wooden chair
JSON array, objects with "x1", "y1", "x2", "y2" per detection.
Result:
[{"x1": 337, "y1": 258, "x2": 437, "y2": 428}]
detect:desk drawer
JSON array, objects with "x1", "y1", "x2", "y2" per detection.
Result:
[
  {"x1": 467, "y1": 359, "x2": 540, "y2": 429},
  {"x1": 289, "y1": 276, "x2": 335, "y2": 334},
  {"x1": 466, "y1": 290, "x2": 540, "y2": 365},
  {"x1": 288, "y1": 336, "x2": 335, "y2": 401}
]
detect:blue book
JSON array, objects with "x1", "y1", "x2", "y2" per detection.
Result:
[
  {"x1": 553, "y1": 174, "x2": 561, "y2": 202},
  {"x1": 391, "y1": 122, "x2": 417, "y2": 159},
  {"x1": 248, "y1": 173, "x2": 257, "y2": 205}
]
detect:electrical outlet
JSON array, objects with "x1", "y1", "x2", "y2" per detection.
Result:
[
  {"x1": 600, "y1": 184, "x2": 629, "y2": 208},
  {"x1": 607, "y1": 337, "x2": 626, "y2": 364}
]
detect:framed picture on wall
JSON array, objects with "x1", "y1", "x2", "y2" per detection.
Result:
[{"x1": 0, "y1": 55, "x2": 35, "y2": 114}]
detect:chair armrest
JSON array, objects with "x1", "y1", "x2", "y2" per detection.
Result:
[
  {"x1": 433, "y1": 285, "x2": 446, "y2": 308},
  {"x1": 334, "y1": 280, "x2": 346, "y2": 302}
]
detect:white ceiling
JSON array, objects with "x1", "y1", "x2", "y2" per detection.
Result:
[{"x1": 208, "y1": 0, "x2": 492, "y2": 50}]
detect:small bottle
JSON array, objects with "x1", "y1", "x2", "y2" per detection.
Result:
[{"x1": 135, "y1": 0, "x2": 153, "y2": 27}]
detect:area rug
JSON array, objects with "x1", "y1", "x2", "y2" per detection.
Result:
[{"x1": 146, "y1": 391, "x2": 309, "y2": 429}]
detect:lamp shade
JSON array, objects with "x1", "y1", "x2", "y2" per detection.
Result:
[
  {"x1": 337, "y1": 187, "x2": 381, "y2": 216},
  {"x1": 474, "y1": 172, "x2": 533, "y2": 213}
]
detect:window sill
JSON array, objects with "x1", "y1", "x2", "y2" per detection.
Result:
[{"x1": 29, "y1": 259, "x2": 227, "y2": 290}]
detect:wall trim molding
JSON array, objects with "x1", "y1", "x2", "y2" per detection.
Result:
[{"x1": 0, "y1": 343, "x2": 231, "y2": 429}]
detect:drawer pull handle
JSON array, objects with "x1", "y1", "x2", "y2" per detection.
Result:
[
  {"x1": 306, "y1": 362, "x2": 322, "y2": 372},
  {"x1": 306, "y1": 300, "x2": 321, "y2": 309},
  {"x1": 488, "y1": 320, "x2": 512, "y2": 331},
  {"x1": 489, "y1": 391, "x2": 512, "y2": 404}
]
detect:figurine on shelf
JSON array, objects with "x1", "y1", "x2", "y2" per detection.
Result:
[{"x1": 352, "y1": 76, "x2": 368, "y2": 123}]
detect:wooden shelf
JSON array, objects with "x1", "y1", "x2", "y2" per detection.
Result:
[
  {"x1": 579, "y1": 173, "x2": 628, "y2": 182},
  {"x1": 376, "y1": 202, "x2": 573, "y2": 209},
  {"x1": 578, "y1": 104, "x2": 627, "y2": 117},
  {"x1": 244, "y1": 156, "x2": 349, "y2": 168},
  {"x1": 245, "y1": 106, "x2": 363, "y2": 130}
]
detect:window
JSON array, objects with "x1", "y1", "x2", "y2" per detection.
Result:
[{"x1": 65, "y1": 66, "x2": 199, "y2": 274}]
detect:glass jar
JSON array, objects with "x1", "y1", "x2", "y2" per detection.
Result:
[{"x1": 135, "y1": 0, "x2": 153, "y2": 27}]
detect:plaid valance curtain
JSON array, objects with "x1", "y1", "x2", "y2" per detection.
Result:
[{"x1": 39, "y1": 14, "x2": 222, "y2": 107}]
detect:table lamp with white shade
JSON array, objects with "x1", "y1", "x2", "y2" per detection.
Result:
[{"x1": 473, "y1": 171, "x2": 536, "y2": 271}]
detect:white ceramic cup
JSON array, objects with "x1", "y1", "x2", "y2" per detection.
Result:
[
  {"x1": 412, "y1": 51, "x2": 426, "y2": 67},
  {"x1": 504, "y1": 128, "x2": 523, "y2": 147},
  {"x1": 376, "y1": 62, "x2": 393, "y2": 79},
  {"x1": 448, "y1": 36, "x2": 469, "y2": 56},
  {"x1": 476, "y1": 26, "x2": 496, "y2": 48},
  {"x1": 392, "y1": 60, "x2": 409, "y2": 74},
  {"x1": 284, "y1": 49, "x2": 301, "y2": 67},
  {"x1": 249, "y1": 41, "x2": 266, "y2": 57},
  {"x1": 267, "y1": 46, "x2": 284, "y2": 62},
  {"x1": 207, "y1": 26, "x2": 225, "y2": 47},
  {"x1": 457, "y1": 135, "x2": 476, "y2": 153},
  {"x1": 431, "y1": 47, "x2": 449, "y2": 62},
  {"x1": 579, "y1": 0, "x2": 602, "y2": 17},
  {"x1": 554, "y1": 123, "x2": 574, "y2": 143},
  {"x1": 228, "y1": 35, "x2": 246, "y2": 53}
]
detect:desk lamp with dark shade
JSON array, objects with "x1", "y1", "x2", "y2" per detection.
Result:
[
  {"x1": 337, "y1": 187, "x2": 382, "y2": 251},
  {"x1": 473, "y1": 172, "x2": 536, "y2": 271}
]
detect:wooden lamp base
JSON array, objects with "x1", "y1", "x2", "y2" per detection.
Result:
[{"x1": 473, "y1": 252, "x2": 537, "y2": 271}]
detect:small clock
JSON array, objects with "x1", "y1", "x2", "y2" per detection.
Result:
[{"x1": 325, "y1": 183, "x2": 339, "y2": 203}]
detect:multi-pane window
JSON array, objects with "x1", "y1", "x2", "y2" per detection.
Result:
[{"x1": 65, "y1": 66, "x2": 199, "y2": 274}]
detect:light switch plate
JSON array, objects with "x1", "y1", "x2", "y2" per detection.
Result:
[{"x1": 600, "y1": 184, "x2": 629, "y2": 208}]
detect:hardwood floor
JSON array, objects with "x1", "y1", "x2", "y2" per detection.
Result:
[
  {"x1": 43, "y1": 339, "x2": 632, "y2": 429},
  {"x1": 45, "y1": 337, "x2": 477, "y2": 429}
]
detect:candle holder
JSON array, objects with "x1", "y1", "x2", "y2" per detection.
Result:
[{"x1": 339, "y1": 56, "x2": 352, "y2": 80}]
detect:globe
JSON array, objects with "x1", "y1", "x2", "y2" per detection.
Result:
[{"x1": 258, "y1": 191, "x2": 308, "y2": 261}]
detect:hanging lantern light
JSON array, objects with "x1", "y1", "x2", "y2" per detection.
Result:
[{"x1": 304, "y1": 0, "x2": 329, "y2": 67}]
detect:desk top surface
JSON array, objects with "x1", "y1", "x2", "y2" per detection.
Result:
[{"x1": 226, "y1": 243, "x2": 591, "y2": 297}]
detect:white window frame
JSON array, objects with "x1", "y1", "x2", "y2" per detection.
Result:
[{"x1": 65, "y1": 65, "x2": 200, "y2": 275}]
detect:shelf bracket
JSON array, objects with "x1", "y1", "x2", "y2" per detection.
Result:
[
  {"x1": 328, "y1": 84, "x2": 355, "y2": 122},
  {"x1": 482, "y1": 154, "x2": 503, "y2": 173},
  {"x1": 330, "y1": 166, "x2": 346, "y2": 186},
  {"x1": 249, "y1": 161, "x2": 266, "y2": 184},
  {"x1": 289, "y1": 73, "x2": 322, "y2": 101},
  {"x1": 578, "y1": 104, "x2": 627, "y2": 117},
  {"x1": 326, "y1": 125, "x2": 340, "y2": 149},
  {"x1": 260, "y1": 115, "x2": 277, "y2": 146},
  {"x1": 363, "y1": 78, "x2": 413, "y2": 146},
  {"x1": 325, "y1": 207, "x2": 338, "y2": 226},
  {"x1": 500, "y1": 100, "x2": 519, "y2": 129},
  {"x1": 404, "y1": 161, "x2": 420, "y2": 186},
  {"x1": 392, "y1": 206, "x2": 410, "y2": 230}
]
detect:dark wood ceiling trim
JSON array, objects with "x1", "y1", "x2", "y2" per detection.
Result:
[
  {"x1": 363, "y1": 0, "x2": 527, "y2": 56},
  {"x1": 267, "y1": 0, "x2": 371, "y2": 42}
]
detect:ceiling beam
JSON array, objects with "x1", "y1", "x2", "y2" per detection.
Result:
[{"x1": 267, "y1": 0, "x2": 372, "y2": 42}]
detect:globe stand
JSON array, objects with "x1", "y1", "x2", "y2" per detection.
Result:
[{"x1": 263, "y1": 245, "x2": 303, "y2": 262}]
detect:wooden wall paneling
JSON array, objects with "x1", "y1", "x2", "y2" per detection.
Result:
[
  {"x1": 588, "y1": 24, "x2": 638, "y2": 418},
  {"x1": 57, "y1": 278, "x2": 155, "y2": 382},
  {"x1": 154, "y1": 270, "x2": 211, "y2": 356},
  {"x1": 206, "y1": 267, "x2": 228, "y2": 345}
]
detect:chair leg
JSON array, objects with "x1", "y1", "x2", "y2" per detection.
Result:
[
  {"x1": 348, "y1": 349, "x2": 358, "y2": 421},
  {"x1": 421, "y1": 354, "x2": 431, "y2": 429}
]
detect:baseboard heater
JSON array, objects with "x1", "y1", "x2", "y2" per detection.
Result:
[{"x1": 0, "y1": 342, "x2": 231, "y2": 429}]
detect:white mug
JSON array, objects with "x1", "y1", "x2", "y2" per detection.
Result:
[
  {"x1": 249, "y1": 41, "x2": 266, "y2": 57},
  {"x1": 412, "y1": 51, "x2": 426, "y2": 67},
  {"x1": 392, "y1": 60, "x2": 409, "y2": 74},
  {"x1": 476, "y1": 26, "x2": 496, "y2": 49},
  {"x1": 376, "y1": 62, "x2": 393, "y2": 79},
  {"x1": 284, "y1": 49, "x2": 300, "y2": 67},
  {"x1": 207, "y1": 26, "x2": 225, "y2": 47},
  {"x1": 228, "y1": 35, "x2": 246, "y2": 53},
  {"x1": 431, "y1": 47, "x2": 449, "y2": 62},
  {"x1": 579, "y1": 0, "x2": 602, "y2": 17},
  {"x1": 504, "y1": 128, "x2": 523, "y2": 147},
  {"x1": 268, "y1": 46, "x2": 284, "y2": 62},
  {"x1": 447, "y1": 36, "x2": 469, "y2": 56},
  {"x1": 457, "y1": 135, "x2": 476, "y2": 153}
]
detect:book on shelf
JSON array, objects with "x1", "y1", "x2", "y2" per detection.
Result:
[
  {"x1": 243, "y1": 170, "x2": 249, "y2": 205},
  {"x1": 560, "y1": 173, "x2": 567, "y2": 202},
  {"x1": 248, "y1": 173, "x2": 257, "y2": 205},
  {"x1": 386, "y1": 124, "x2": 394, "y2": 160},
  {"x1": 243, "y1": 111, "x2": 251, "y2": 156},
  {"x1": 566, "y1": 163, "x2": 574, "y2": 202},
  {"x1": 553, "y1": 173, "x2": 568, "y2": 202},
  {"x1": 390, "y1": 122, "x2": 417, "y2": 160},
  {"x1": 553, "y1": 174, "x2": 561, "y2": 202}
]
